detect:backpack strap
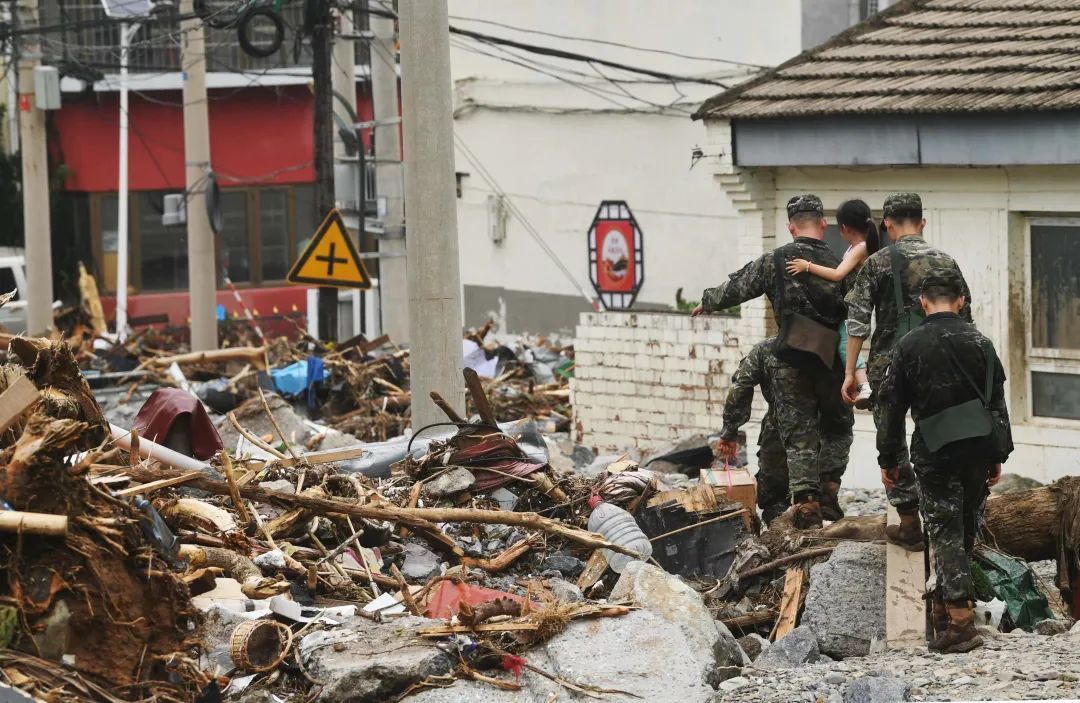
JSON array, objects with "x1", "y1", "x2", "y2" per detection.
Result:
[
  {"x1": 890, "y1": 245, "x2": 907, "y2": 326},
  {"x1": 942, "y1": 336, "x2": 993, "y2": 407},
  {"x1": 772, "y1": 248, "x2": 786, "y2": 321}
]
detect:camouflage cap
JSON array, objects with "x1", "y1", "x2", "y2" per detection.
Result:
[
  {"x1": 786, "y1": 194, "x2": 824, "y2": 220},
  {"x1": 883, "y1": 192, "x2": 923, "y2": 219},
  {"x1": 919, "y1": 269, "x2": 964, "y2": 298}
]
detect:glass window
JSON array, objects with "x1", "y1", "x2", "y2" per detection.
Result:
[
  {"x1": 261, "y1": 189, "x2": 290, "y2": 281},
  {"x1": 1032, "y1": 371, "x2": 1080, "y2": 421},
  {"x1": 294, "y1": 185, "x2": 316, "y2": 256},
  {"x1": 823, "y1": 224, "x2": 848, "y2": 261},
  {"x1": 139, "y1": 192, "x2": 188, "y2": 291},
  {"x1": 1031, "y1": 223, "x2": 1080, "y2": 351},
  {"x1": 220, "y1": 190, "x2": 250, "y2": 283}
]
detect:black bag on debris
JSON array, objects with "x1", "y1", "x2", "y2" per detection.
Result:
[{"x1": 771, "y1": 249, "x2": 839, "y2": 370}]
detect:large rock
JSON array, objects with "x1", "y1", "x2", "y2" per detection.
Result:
[
  {"x1": 843, "y1": 675, "x2": 910, "y2": 703},
  {"x1": 407, "y1": 562, "x2": 745, "y2": 703},
  {"x1": 401, "y1": 543, "x2": 441, "y2": 581},
  {"x1": 801, "y1": 543, "x2": 886, "y2": 658},
  {"x1": 300, "y1": 616, "x2": 451, "y2": 703},
  {"x1": 424, "y1": 468, "x2": 475, "y2": 498},
  {"x1": 610, "y1": 561, "x2": 748, "y2": 672},
  {"x1": 753, "y1": 626, "x2": 820, "y2": 670}
]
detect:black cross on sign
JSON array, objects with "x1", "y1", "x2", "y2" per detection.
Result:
[{"x1": 315, "y1": 242, "x2": 348, "y2": 276}]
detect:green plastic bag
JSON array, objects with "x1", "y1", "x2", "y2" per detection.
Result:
[
  {"x1": 0, "y1": 604, "x2": 18, "y2": 648},
  {"x1": 970, "y1": 546, "x2": 1054, "y2": 632}
]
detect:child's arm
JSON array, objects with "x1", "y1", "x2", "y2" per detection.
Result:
[{"x1": 785, "y1": 242, "x2": 868, "y2": 282}]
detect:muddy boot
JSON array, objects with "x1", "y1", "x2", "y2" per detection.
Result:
[
  {"x1": 930, "y1": 602, "x2": 984, "y2": 653},
  {"x1": 792, "y1": 494, "x2": 823, "y2": 530},
  {"x1": 820, "y1": 480, "x2": 844, "y2": 522},
  {"x1": 761, "y1": 502, "x2": 788, "y2": 526},
  {"x1": 885, "y1": 508, "x2": 924, "y2": 551}
]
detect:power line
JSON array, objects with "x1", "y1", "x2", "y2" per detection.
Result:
[
  {"x1": 453, "y1": 132, "x2": 596, "y2": 307},
  {"x1": 448, "y1": 14, "x2": 770, "y2": 69},
  {"x1": 448, "y1": 25, "x2": 729, "y2": 87}
]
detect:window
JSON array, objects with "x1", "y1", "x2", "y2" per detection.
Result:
[
  {"x1": 93, "y1": 184, "x2": 315, "y2": 293},
  {"x1": 1028, "y1": 217, "x2": 1080, "y2": 421}
]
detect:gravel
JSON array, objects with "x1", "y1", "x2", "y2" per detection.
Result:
[
  {"x1": 837, "y1": 488, "x2": 888, "y2": 517},
  {"x1": 715, "y1": 628, "x2": 1080, "y2": 702}
]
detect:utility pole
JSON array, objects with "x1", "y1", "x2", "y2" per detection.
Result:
[
  {"x1": 312, "y1": 0, "x2": 337, "y2": 341},
  {"x1": 16, "y1": 0, "x2": 54, "y2": 335},
  {"x1": 370, "y1": 11, "x2": 409, "y2": 343},
  {"x1": 399, "y1": 0, "x2": 465, "y2": 425},
  {"x1": 180, "y1": 0, "x2": 217, "y2": 350}
]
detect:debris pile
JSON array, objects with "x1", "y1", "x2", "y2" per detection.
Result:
[{"x1": 1, "y1": 314, "x2": 1079, "y2": 701}]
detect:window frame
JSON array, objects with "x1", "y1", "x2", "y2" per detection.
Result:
[
  {"x1": 1024, "y1": 215, "x2": 1080, "y2": 424},
  {"x1": 91, "y1": 183, "x2": 311, "y2": 294}
]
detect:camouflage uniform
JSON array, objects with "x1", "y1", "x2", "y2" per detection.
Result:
[
  {"x1": 703, "y1": 195, "x2": 854, "y2": 501},
  {"x1": 845, "y1": 193, "x2": 972, "y2": 510},
  {"x1": 877, "y1": 300, "x2": 1013, "y2": 602},
  {"x1": 719, "y1": 338, "x2": 789, "y2": 515}
]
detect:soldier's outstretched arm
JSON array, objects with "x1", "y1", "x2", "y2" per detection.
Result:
[
  {"x1": 720, "y1": 346, "x2": 764, "y2": 440},
  {"x1": 701, "y1": 255, "x2": 769, "y2": 313}
]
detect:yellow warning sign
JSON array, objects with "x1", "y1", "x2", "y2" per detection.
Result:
[{"x1": 287, "y1": 209, "x2": 373, "y2": 289}]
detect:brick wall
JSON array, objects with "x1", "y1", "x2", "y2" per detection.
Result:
[{"x1": 571, "y1": 310, "x2": 766, "y2": 450}]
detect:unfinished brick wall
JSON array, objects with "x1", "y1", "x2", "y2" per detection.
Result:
[{"x1": 571, "y1": 310, "x2": 765, "y2": 450}]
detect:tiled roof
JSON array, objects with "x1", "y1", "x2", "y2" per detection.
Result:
[{"x1": 693, "y1": 0, "x2": 1080, "y2": 120}]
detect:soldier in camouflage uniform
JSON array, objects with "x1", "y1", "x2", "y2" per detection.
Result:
[
  {"x1": 694, "y1": 194, "x2": 853, "y2": 528},
  {"x1": 877, "y1": 270, "x2": 1012, "y2": 654},
  {"x1": 715, "y1": 337, "x2": 790, "y2": 525},
  {"x1": 843, "y1": 192, "x2": 973, "y2": 549}
]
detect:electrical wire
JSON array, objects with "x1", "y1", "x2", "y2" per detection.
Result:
[
  {"x1": 453, "y1": 132, "x2": 596, "y2": 307},
  {"x1": 448, "y1": 25, "x2": 729, "y2": 88},
  {"x1": 448, "y1": 14, "x2": 771, "y2": 69}
]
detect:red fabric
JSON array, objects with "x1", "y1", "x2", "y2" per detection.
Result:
[
  {"x1": 132, "y1": 388, "x2": 224, "y2": 460},
  {"x1": 422, "y1": 580, "x2": 524, "y2": 621}
]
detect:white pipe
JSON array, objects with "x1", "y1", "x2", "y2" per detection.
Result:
[
  {"x1": 116, "y1": 22, "x2": 140, "y2": 342},
  {"x1": 110, "y1": 422, "x2": 211, "y2": 474}
]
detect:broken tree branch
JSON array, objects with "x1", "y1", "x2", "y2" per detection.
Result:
[
  {"x1": 257, "y1": 386, "x2": 300, "y2": 461},
  {"x1": 737, "y1": 547, "x2": 834, "y2": 580},
  {"x1": 0, "y1": 511, "x2": 68, "y2": 536},
  {"x1": 227, "y1": 412, "x2": 287, "y2": 460},
  {"x1": 144, "y1": 347, "x2": 268, "y2": 370},
  {"x1": 121, "y1": 465, "x2": 644, "y2": 557}
]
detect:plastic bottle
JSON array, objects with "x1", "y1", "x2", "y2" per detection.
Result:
[{"x1": 586, "y1": 495, "x2": 652, "y2": 573}]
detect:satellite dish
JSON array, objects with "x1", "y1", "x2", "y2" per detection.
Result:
[{"x1": 100, "y1": 0, "x2": 153, "y2": 19}]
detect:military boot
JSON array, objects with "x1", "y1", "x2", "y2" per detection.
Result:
[
  {"x1": 820, "y1": 480, "x2": 844, "y2": 522},
  {"x1": 761, "y1": 502, "x2": 788, "y2": 526},
  {"x1": 792, "y1": 494, "x2": 823, "y2": 530},
  {"x1": 930, "y1": 590, "x2": 949, "y2": 635},
  {"x1": 885, "y1": 508, "x2": 924, "y2": 551},
  {"x1": 930, "y1": 602, "x2": 984, "y2": 654}
]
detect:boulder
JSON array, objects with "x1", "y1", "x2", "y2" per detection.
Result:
[
  {"x1": 990, "y1": 473, "x2": 1043, "y2": 495},
  {"x1": 753, "y1": 626, "x2": 820, "y2": 670},
  {"x1": 843, "y1": 676, "x2": 910, "y2": 703},
  {"x1": 737, "y1": 633, "x2": 769, "y2": 660},
  {"x1": 801, "y1": 543, "x2": 886, "y2": 658},
  {"x1": 301, "y1": 616, "x2": 451, "y2": 703},
  {"x1": 1034, "y1": 618, "x2": 1072, "y2": 636},
  {"x1": 423, "y1": 468, "x2": 475, "y2": 498},
  {"x1": 401, "y1": 543, "x2": 441, "y2": 581},
  {"x1": 610, "y1": 561, "x2": 748, "y2": 671},
  {"x1": 540, "y1": 554, "x2": 585, "y2": 578}
]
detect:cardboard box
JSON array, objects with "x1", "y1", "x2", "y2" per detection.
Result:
[{"x1": 700, "y1": 466, "x2": 758, "y2": 516}]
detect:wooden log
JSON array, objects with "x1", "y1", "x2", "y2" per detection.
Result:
[
  {"x1": 113, "y1": 470, "x2": 203, "y2": 497},
  {"x1": 983, "y1": 483, "x2": 1064, "y2": 562},
  {"x1": 0, "y1": 374, "x2": 40, "y2": 435},
  {"x1": 0, "y1": 511, "x2": 68, "y2": 536},
  {"x1": 463, "y1": 368, "x2": 497, "y2": 426},
  {"x1": 145, "y1": 347, "x2": 268, "y2": 370},
  {"x1": 120, "y1": 464, "x2": 643, "y2": 557},
  {"x1": 461, "y1": 536, "x2": 537, "y2": 573},
  {"x1": 720, "y1": 610, "x2": 776, "y2": 632},
  {"x1": 277, "y1": 445, "x2": 366, "y2": 468}
]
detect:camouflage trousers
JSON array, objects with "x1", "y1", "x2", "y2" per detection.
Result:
[
  {"x1": 771, "y1": 362, "x2": 854, "y2": 500},
  {"x1": 755, "y1": 411, "x2": 789, "y2": 511},
  {"x1": 915, "y1": 462, "x2": 991, "y2": 602},
  {"x1": 868, "y1": 362, "x2": 921, "y2": 510}
]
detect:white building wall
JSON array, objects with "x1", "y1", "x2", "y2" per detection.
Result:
[{"x1": 447, "y1": 0, "x2": 805, "y2": 333}]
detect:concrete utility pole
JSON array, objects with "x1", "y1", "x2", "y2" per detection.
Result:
[
  {"x1": 331, "y1": 5, "x2": 358, "y2": 219},
  {"x1": 312, "y1": 0, "x2": 337, "y2": 341},
  {"x1": 399, "y1": 0, "x2": 465, "y2": 426},
  {"x1": 370, "y1": 11, "x2": 409, "y2": 343},
  {"x1": 180, "y1": 0, "x2": 217, "y2": 350},
  {"x1": 16, "y1": 0, "x2": 55, "y2": 335}
]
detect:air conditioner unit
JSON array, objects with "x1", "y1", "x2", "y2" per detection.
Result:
[{"x1": 162, "y1": 193, "x2": 186, "y2": 226}]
